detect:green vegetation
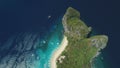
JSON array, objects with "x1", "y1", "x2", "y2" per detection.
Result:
[
  {"x1": 62, "y1": 7, "x2": 91, "y2": 40},
  {"x1": 57, "y1": 7, "x2": 108, "y2": 68}
]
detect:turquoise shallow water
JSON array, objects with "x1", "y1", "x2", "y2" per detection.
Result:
[
  {"x1": 90, "y1": 30, "x2": 108, "y2": 68},
  {"x1": 35, "y1": 23, "x2": 108, "y2": 68},
  {"x1": 26, "y1": 19, "x2": 108, "y2": 68},
  {"x1": 92, "y1": 54, "x2": 105, "y2": 68},
  {"x1": 0, "y1": 17, "x2": 108, "y2": 68},
  {"x1": 35, "y1": 21, "x2": 63, "y2": 68}
]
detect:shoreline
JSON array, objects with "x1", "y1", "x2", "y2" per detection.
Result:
[{"x1": 50, "y1": 35, "x2": 68, "y2": 68}]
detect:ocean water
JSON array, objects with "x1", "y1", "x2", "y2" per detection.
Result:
[
  {"x1": 92, "y1": 54, "x2": 104, "y2": 68},
  {"x1": 0, "y1": 18, "x2": 107, "y2": 68},
  {"x1": 89, "y1": 30, "x2": 107, "y2": 68},
  {"x1": 0, "y1": 0, "x2": 119, "y2": 68},
  {"x1": 0, "y1": 17, "x2": 63, "y2": 68},
  {"x1": 35, "y1": 20, "x2": 63, "y2": 68}
]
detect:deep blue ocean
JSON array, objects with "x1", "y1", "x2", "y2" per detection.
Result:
[{"x1": 0, "y1": 0, "x2": 120, "y2": 68}]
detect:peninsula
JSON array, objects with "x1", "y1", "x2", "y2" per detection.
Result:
[{"x1": 50, "y1": 7, "x2": 108, "y2": 68}]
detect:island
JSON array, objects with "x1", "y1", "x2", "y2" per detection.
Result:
[{"x1": 50, "y1": 7, "x2": 108, "y2": 68}]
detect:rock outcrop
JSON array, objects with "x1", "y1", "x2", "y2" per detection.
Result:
[{"x1": 62, "y1": 7, "x2": 91, "y2": 40}]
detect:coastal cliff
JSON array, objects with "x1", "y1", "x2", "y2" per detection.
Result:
[
  {"x1": 62, "y1": 7, "x2": 91, "y2": 40},
  {"x1": 57, "y1": 7, "x2": 108, "y2": 68}
]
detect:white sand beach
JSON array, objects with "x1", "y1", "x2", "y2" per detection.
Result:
[{"x1": 50, "y1": 35, "x2": 68, "y2": 68}]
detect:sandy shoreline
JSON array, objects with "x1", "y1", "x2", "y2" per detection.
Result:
[{"x1": 50, "y1": 35, "x2": 68, "y2": 68}]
